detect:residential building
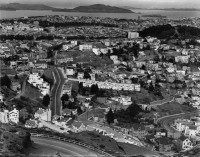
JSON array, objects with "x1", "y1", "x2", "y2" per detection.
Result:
[
  {"x1": 177, "y1": 136, "x2": 193, "y2": 151},
  {"x1": 34, "y1": 108, "x2": 51, "y2": 122},
  {"x1": 0, "y1": 110, "x2": 9, "y2": 123},
  {"x1": 79, "y1": 44, "x2": 92, "y2": 51},
  {"x1": 9, "y1": 108, "x2": 19, "y2": 124},
  {"x1": 128, "y1": 32, "x2": 139, "y2": 39},
  {"x1": 62, "y1": 81, "x2": 72, "y2": 96},
  {"x1": 25, "y1": 119, "x2": 38, "y2": 128}
]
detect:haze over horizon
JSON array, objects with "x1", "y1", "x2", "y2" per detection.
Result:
[{"x1": 0, "y1": 0, "x2": 200, "y2": 9}]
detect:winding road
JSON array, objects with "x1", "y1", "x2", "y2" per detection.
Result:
[
  {"x1": 30, "y1": 137, "x2": 102, "y2": 157},
  {"x1": 156, "y1": 111, "x2": 199, "y2": 134},
  {"x1": 51, "y1": 67, "x2": 65, "y2": 116}
]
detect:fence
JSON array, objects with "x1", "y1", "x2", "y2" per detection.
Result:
[{"x1": 31, "y1": 133, "x2": 115, "y2": 157}]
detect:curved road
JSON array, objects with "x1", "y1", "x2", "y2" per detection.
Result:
[
  {"x1": 156, "y1": 111, "x2": 199, "y2": 133},
  {"x1": 30, "y1": 137, "x2": 101, "y2": 157},
  {"x1": 51, "y1": 68, "x2": 65, "y2": 116}
]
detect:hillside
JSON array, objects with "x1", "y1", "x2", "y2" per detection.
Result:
[
  {"x1": 0, "y1": 3, "x2": 53, "y2": 10},
  {"x1": 73, "y1": 4, "x2": 133, "y2": 13},
  {"x1": 0, "y1": 3, "x2": 133, "y2": 13},
  {"x1": 0, "y1": 125, "x2": 32, "y2": 156},
  {"x1": 139, "y1": 24, "x2": 200, "y2": 39}
]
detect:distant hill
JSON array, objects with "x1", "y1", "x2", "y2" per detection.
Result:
[
  {"x1": 72, "y1": 4, "x2": 133, "y2": 13},
  {"x1": 0, "y1": 3, "x2": 133, "y2": 13},
  {"x1": 0, "y1": 3, "x2": 54, "y2": 10}
]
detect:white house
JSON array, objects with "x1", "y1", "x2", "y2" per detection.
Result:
[
  {"x1": 66, "y1": 68, "x2": 74, "y2": 76},
  {"x1": 185, "y1": 125, "x2": 198, "y2": 137},
  {"x1": 79, "y1": 44, "x2": 92, "y2": 51},
  {"x1": 9, "y1": 108, "x2": 19, "y2": 124},
  {"x1": 179, "y1": 136, "x2": 193, "y2": 150},
  {"x1": 92, "y1": 48, "x2": 101, "y2": 55}
]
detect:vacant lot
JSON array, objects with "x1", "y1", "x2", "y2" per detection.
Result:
[
  {"x1": 58, "y1": 50, "x2": 112, "y2": 67},
  {"x1": 23, "y1": 83, "x2": 43, "y2": 102},
  {"x1": 156, "y1": 101, "x2": 196, "y2": 116}
]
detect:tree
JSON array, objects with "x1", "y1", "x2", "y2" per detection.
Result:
[
  {"x1": 148, "y1": 82, "x2": 154, "y2": 92},
  {"x1": 83, "y1": 71, "x2": 91, "y2": 79},
  {"x1": 77, "y1": 106, "x2": 83, "y2": 114},
  {"x1": 61, "y1": 94, "x2": 69, "y2": 102},
  {"x1": 1, "y1": 75, "x2": 11, "y2": 88},
  {"x1": 106, "y1": 108, "x2": 114, "y2": 124},
  {"x1": 90, "y1": 84, "x2": 99, "y2": 94},
  {"x1": 78, "y1": 82, "x2": 83, "y2": 91},
  {"x1": 42, "y1": 94, "x2": 50, "y2": 107},
  {"x1": 141, "y1": 64, "x2": 146, "y2": 70},
  {"x1": 126, "y1": 101, "x2": 142, "y2": 118},
  {"x1": 14, "y1": 74, "x2": 19, "y2": 80}
]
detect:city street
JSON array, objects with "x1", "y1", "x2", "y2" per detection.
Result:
[{"x1": 51, "y1": 68, "x2": 65, "y2": 116}]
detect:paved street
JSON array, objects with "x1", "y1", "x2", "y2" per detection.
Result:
[
  {"x1": 156, "y1": 111, "x2": 199, "y2": 133},
  {"x1": 31, "y1": 137, "x2": 101, "y2": 157},
  {"x1": 51, "y1": 68, "x2": 65, "y2": 116}
]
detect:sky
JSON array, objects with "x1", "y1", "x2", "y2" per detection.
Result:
[{"x1": 0, "y1": 0, "x2": 200, "y2": 9}]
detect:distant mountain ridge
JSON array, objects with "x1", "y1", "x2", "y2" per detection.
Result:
[
  {"x1": 122, "y1": 6, "x2": 200, "y2": 11},
  {"x1": 0, "y1": 3, "x2": 54, "y2": 10},
  {"x1": 72, "y1": 4, "x2": 133, "y2": 13},
  {"x1": 0, "y1": 3, "x2": 133, "y2": 13}
]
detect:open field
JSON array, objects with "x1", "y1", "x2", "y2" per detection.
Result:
[
  {"x1": 58, "y1": 50, "x2": 112, "y2": 67},
  {"x1": 155, "y1": 101, "x2": 196, "y2": 116},
  {"x1": 22, "y1": 82, "x2": 43, "y2": 102}
]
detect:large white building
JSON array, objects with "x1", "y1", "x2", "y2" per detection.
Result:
[
  {"x1": 79, "y1": 44, "x2": 93, "y2": 51},
  {"x1": 0, "y1": 110, "x2": 9, "y2": 123},
  {"x1": 28, "y1": 73, "x2": 50, "y2": 96},
  {"x1": 9, "y1": 108, "x2": 19, "y2": 124},
  {"x1": 128, "y1": 32, "x2": 139, "y2": 39}
]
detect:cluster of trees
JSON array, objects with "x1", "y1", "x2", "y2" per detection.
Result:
[
  {"x1": 60, "y1": 93, "x2": 83, "y2": 114},
  {"x1": 106, "y1": 101, "x2": 143, "y2": 125},
  {"x1": 177, "y1": 25, "x2": 200, "y2": 39},
  {"x1": 139, "y1": 24, "x2": 175, "y2": 39},
  {"x1": 140, "y1": 24, "x2": 200, "y2": 40},
  {"x1": 42, "y1": 94, "x2": 50, "y2": 107}
]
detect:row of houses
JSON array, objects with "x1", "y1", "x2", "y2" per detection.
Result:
[{"x1": 70, "y1": 78, "x2": 141, "y2": 91}]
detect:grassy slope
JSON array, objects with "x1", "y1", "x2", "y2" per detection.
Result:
[
  {"x1": 58, "y1": 50, "x2": 112, "y2": 67},
  {"x1": 156, "y1": 101, "x2": 196, "y2": 116},
  {"x1": 22, "y1": 83, "x2": 43, "y2": 102},
  {"x1": 67, "y1": 131, "x2": 157, "y2": 156}
]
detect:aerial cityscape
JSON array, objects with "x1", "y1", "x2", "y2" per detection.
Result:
[{"x1": 0, "y1": 0, "x2": 200, "y2": 157}]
